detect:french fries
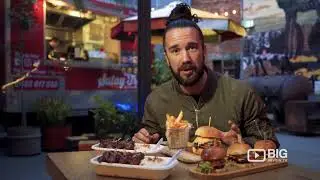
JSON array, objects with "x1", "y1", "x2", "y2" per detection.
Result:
[{"x1": 166, "y1": 110, "x2": 189, "y2": 129}]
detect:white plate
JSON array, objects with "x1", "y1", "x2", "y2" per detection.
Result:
[
  {"x1": 90, "y1": 155, "x2": 179, "y2": 179},
  {"x1": 91, "y1": 143, "x2": 165, "y2": 154},
  {"x1": 90, "y1": 155, "x2": 178, "y2": 170}
]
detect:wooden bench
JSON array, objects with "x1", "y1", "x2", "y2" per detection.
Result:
[
  {"x1": 66, "y1": 133, "x2": 97, "y2": 151},
  {"x1": 78, "y1": 140, "x2": 99, "y2": 151}
]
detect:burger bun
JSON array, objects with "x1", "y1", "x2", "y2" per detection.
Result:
[
  {"x1": 195, "y1": 126, "x2": 222, "y2": 138},
  {"x1": 227, "y1": 143, "x2": 251, "y2": 156},
  {"x1": 254, "y1": 140, "x2": 276, "y2": 150}
]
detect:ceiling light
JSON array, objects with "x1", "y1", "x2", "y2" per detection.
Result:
[
  {"x1": 47, "y1": 0, "x2": 68, "y2": 7},
  {"x1": 69, "y1": 10, "x2": 81, "y2": 17},
  {"x1": 224, "y1": 12, "x2": 229, "y2": 16},
  {"x1": 232, "y1": 10, "x2": 237, "y2": 14}
]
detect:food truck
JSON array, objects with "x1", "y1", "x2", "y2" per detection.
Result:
[{"x1": 1, "y1": 0, "x2": 139, "y2": 118}]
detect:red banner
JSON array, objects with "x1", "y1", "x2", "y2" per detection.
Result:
[
  {"x1": 14, "y1": 77, "x2": 59, "y2": 90},
  {"x1": 65, "y1": 68, "x2": 137, "y2": 90},
  {"x1": 10, "y1": 0, "x2": 46, "y2": 75}
]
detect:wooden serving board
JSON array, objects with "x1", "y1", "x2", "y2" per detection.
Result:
[{"x1": 189, "y1": 161, "x2": 288, "y2": 179}]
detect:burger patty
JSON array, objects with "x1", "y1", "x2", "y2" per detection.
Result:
[
  {"x1": 211, "y1": 159, "x2": 226, "y2": 169},
  {"x1": 193, "y1": 139, "x2": 222, "y2": 149},
  {"x1": 227, "y1": 154, "x2": 249, "y2": 163}
]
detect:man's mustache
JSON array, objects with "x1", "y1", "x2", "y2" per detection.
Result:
[{"x1": 178, "y1": 63, "x2": 196, "y2": 71}]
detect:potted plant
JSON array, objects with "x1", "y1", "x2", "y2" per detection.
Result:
[
  {"x1": 152, "y1": 59, "x2": 172, "y2": 88},
  {"x1": 35, "y1": 97, "x2": 72, "y2": 151},
  {"x1": 91, "y1": 96, "x2": 139, "y2": 139},
  {"x1": 117, "y1": 110, "x2": 140, "y2": 139}
]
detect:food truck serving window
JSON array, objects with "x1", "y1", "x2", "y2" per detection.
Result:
[{"x1": 44, "y1": 0, "x2": 125, "y2": 69}]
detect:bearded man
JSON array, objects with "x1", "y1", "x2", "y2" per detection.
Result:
[{"x1": 132, "y1": 3, "x2": 279, "y2": 149}]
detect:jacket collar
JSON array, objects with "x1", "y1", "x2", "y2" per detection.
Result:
[{"x1": 171, "y1": 66, "x2": 219, "y2": 105}]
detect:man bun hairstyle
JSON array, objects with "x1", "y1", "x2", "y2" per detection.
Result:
[
  {"x1": 166, "y1": 3, "x2": 200, "y2": 25},
  {"x1": 163, "y1": 3, "x2": 204, "y2": 50}
]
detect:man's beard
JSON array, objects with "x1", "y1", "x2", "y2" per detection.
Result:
[{"x1": 169, "y1": 60, "x2": 205, "y2": 87}]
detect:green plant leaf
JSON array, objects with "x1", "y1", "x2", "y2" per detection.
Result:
[
  {"x1": 152, "y1": 59, "x2": 172, "y2": 86},
  {"x1": 34, "y1": 97, "x2": 71, "y2": 126},
  {"x1": 91, "y1": 96, "x2": 139, "y2": 139}
]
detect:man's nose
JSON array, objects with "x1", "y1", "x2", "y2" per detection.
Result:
[{"x1": 181, "y1": 49, "x2": 191, "y2": 63}]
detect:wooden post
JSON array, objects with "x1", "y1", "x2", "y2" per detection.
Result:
[{"x1": 137, "y1": 0, "x2": 151, "y2": 119}]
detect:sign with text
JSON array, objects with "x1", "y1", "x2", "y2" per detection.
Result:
[
  {"x1": 10, "y1": 0, "x2": 45, "y2": 75},
  {"x1": 14, "y1": 77, "x2": 59, "y2": 90},
  {"x1": 247, "y1": 149, "x2": 288, "y2": 163},
  {"x1": 65, "y1": 67, "x2": 137, "y2": 90}
]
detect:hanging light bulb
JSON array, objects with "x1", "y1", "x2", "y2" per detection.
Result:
[
  {"x1": 232, "y1": 10, "x2": 237, "y2": 14},
  {"x1": 224, "y1": 12, "x2": 229, "y2": 16}
]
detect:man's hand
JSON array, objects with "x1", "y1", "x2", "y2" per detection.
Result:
[
  {"x1": 132, "y1": 128, "x2": 160, "y2": 144},
  {"x1": 220, "y1": 120, "x2": 243, "y2": 145}
]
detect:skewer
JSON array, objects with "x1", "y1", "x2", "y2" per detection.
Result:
[{"x1": 208, "y1": 116, "x2": 212, "y2": 127}]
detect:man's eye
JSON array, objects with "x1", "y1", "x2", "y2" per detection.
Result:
[
  {"x1": 187, "y1": 46, "x2": 198, "y2": 52},
  {"x1": 171, "y1": 49, "x2": 180, "y2": 54}
]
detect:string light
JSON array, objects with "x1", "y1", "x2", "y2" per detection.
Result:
[
  {"x1": 214, "y1": 12, "x2": 219, "y2": 16},
  {"x1": 232, "y1": 10, "x2": 237, "y2": 14},
  {"x1": 224, "y1": 12, "x2": 229, "y2": 16}
]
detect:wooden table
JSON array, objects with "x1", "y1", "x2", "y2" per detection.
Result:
[{"x1": 46, "y1": 151, "x2": 320, "y2": 180}]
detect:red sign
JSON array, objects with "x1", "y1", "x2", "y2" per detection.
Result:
[
  {"x1": 14, "y1": 77, "x2": 59, "y2": 90},
  {"x1": 10, "y1": 0, "x2": 46, "y2": 75},
  {"x1": 65, "y1": 68, "x2": 137, "y2": 90}
]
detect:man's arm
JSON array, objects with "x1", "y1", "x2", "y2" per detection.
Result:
[
  {"x1": 141, "y1": 95, "x2": 162, "y2": 136},
  {"x1": 133, "y1": 95, "x2": 161, "y2": 144},
  {"x1": 241, "y1": 87, "x2": 280, "y2": 148}
]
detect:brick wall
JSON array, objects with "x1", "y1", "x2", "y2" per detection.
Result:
[{"x1": 192, "y1": 0, "x2": 242, "y2": 56}]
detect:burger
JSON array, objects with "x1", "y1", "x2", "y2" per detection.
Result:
[
  {"x1": 201, "y1": 145, "x2": 227, "y2": 169},
  {"x1": 192, "y1": 126, "x2": 222, "y2": 155},
  {"x1": 227, "y1": 143, "x2": 251, "y2": 163},
  {"x1": 254, "y1": 140, "x2": 277, "y2": 157},
  {"x1": 254, "y1": 140, "x2": 276, "y2": 150}
]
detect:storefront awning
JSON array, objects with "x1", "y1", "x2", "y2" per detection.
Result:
[
  {"x1": 111, "y1": 1, "x2": 247, "y2": 43},
  {"x1": 111, "y1": 22, "x2": 136, "y2": 41}
]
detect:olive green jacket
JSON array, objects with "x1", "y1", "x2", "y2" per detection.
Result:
[{"x1": 142, "y1": 68, "x2": 280, "y2": 148}]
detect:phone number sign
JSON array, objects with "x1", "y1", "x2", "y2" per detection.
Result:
[{"x1": 14, "y1": 78, "x2": 59, "y2": 90}]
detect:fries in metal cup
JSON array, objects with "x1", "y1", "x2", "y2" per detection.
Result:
[{"x1": 165, "y1": 111, "x2": 191, "y2": 149}]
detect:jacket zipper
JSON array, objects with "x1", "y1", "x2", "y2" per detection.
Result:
[
  {"x1": 175, "y1": 84, "x2": 203, "y2": 129},
  {"x1": 190, "y1": 98, "x2": 201, "y2": 129},
  {"x1": 195, "y1": 108, "x2": 200, "y2": 129}
]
